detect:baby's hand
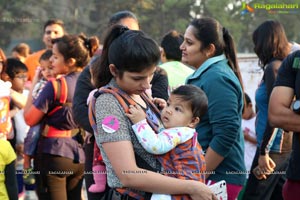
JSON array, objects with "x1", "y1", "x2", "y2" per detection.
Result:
[
  {"x1": 32, "y1": 66, "x2": 42, "y2": 86},
  {"x1": 153, "y1": 97, "x2": 167, "y2": 110},
  {"x1": 126, "y1": 104, "x2": 146, "y2": 124}
]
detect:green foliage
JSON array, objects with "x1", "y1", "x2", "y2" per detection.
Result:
[
  {"x1": 1, "y1": 0, "x2": 300, "y2": 54},
  {"x1": 0, "y1": 0, "x2": 193, "y2": 53},
  {"x1": 191, "y1": 0, "x2": 300, "y2": 52}
]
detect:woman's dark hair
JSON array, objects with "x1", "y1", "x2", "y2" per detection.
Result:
[
  {"x1": 92, "y1": 25, "x2": 160, "y2": 88},
  {"x1": 172, "y1": 85, "x2": 208, "y2": 118},
  {"x1": 190, "y1": 17, "x2": 244, "y2": 91},
  {"x1": 252, "y1": 20, "x2": 290, "y2": 67},
  {"x1": 52, "y1": 34, "x2": 99, "y2": 68},
  {"x1": 109, "y1": 10, "x2": 138, "y2": 27}
]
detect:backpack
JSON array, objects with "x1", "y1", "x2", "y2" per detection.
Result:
[
  {"x1": 0, "y1": 80, "x2": 12, "y2": 139},
  {"x1": 46, "y1": 77, "x2": 84, "y2": 144},
  {"x1": 88, "y1": 86, "x2": 161, "y2": 200}
]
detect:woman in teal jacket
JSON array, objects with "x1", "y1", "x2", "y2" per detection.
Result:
[{"x1": 180, "y1": 17, "x2": 245, "y2": 200}]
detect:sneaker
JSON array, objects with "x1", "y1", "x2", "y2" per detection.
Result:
[
  {"x1": 23, "y1": 168, "x2": 35, "y2": 185},
  {"x1": 24, "y1": 190, "x2": 38, "y2": 200}
]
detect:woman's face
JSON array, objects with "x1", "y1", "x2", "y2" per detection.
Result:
[
  {"x1": 50, "y1": 44, "x2": 68, "y2": 75},
  {"x1": 180, "y1": 25, "x2": 207, "y2": 69},
  {"x1": 114, "y1": 65, "x2": 156, "y2": 95}
]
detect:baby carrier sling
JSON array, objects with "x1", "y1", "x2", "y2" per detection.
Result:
[
  {"x1": 89, "y1": 86, "x2": 161, "y2": 200},
  {"x1": 45, "y1": 77, "x2": 84, "y2": 143}
]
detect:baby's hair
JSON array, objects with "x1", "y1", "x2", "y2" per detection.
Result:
[
  {"x1": 172, "y1": 85, "x2": 208, "y2": 118},
  {"x1": 39, "y1": 49, "x2": 52, "y2": 61}
]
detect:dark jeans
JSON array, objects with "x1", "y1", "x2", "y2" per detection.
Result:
[
  {"x1": 34, "y1": 154, "x2": 84, "y2": 200},
  {"x1": 100, "y1": 189, "x2": 149, "y2": 200},
  {"x1": 243, "y1": 148, "x2": 291, "y2": 200},
  {"x1": 84, "y1": 136, "x2": 108, "y2": 200}
]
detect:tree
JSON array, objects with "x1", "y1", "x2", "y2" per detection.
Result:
[
  {"x1": 190, "y1": 0, "x2": 300, "y2": 52},
  {"x1": 0, "y1": 0, "x2": 39, "y2": 48},
  {"x1": 2, "y1": 0, "x2": 300, "y2": 54}
]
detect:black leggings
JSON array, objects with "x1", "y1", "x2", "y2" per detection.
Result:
[{"x1": 35, "y1": 154, "x2": 84, "y2": 200}]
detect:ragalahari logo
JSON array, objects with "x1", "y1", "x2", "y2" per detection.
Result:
[{"x1": 241, "y1": 2, "x2": 255, "y2": 15}]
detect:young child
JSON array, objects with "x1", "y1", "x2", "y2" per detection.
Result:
[
  {"x1": 4, "y1": 58, "x2": 30, "y2": 198},
  {"x1": 0, "y1": 133, "x2": 18, "y2": 200},
  {"x1": 126, "y1": 85, "x2": 208, "y2": 200},
  {"x1": 23, "y1": 50, "x2": 55, "y2": 185},
  {"x1": 0, "y1": 52, "x2": 21, "y2": 200},
  {"x1": 238, "y1": 93, "x2": 257, "y2": 200},
  {"x1": 0, "y1": 49, "x2": 13, "y2": 139},
  {"x1": 242, "y1": 93, "x2": 257, "y2": 176}
]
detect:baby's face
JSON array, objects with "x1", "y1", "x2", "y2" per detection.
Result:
[
  {"x1": 40, "y1": 60, "x2": 55, "y2": 80},
  {"x1": 161, "y1": 94, "x2": 194, "y2": 129}
]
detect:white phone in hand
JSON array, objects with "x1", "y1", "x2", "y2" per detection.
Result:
[{"x1": 208, "y1": 180, "x2": 227, "y2": 200}]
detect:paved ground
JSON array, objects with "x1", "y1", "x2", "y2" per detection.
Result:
[{"x1": 19, "y1": 181, "x2": 88, "y2": 200}]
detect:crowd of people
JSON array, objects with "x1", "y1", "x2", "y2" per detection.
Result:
[{"x1": 1, "y1": 10, "x2": 300, "y2": 200}]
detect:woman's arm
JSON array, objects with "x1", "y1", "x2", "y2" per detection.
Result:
[
  {"x1": 202, "y1": 75, "x2": 241, "y2": 178},
  {"x1": 102, "y1": 140, "x2": 216, "y2": 200},
  {"x1": 23, "y1": 88, "x2": 44, "y2": 126},
  {"x1": 204, "y1": 147, "x2": 224, "y2": 179}
]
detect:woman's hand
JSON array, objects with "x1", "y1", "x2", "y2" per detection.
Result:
[{"x1": 189, "y1": 181, "x2": 218, "y2": 200}]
